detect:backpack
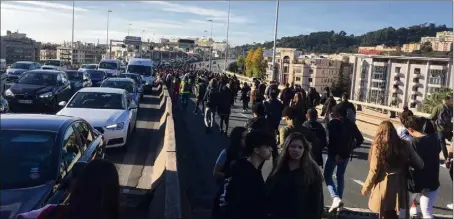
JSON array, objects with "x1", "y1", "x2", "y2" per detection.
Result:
[
  {"x1": 346, "y1": 108, "x2": 356, "y2": 123},
  {"x1": 206, "y1": 89, "x2": 218, "y2": 106},
  {"x1": 437, "y1": 105, "x2": 453, "y2": 132},
  {"x1": 340, "y1": 119, "x2": 359, "y2": 160},
  {"x1": 183, "y1": 82, "x2": 192, "y2": 93}
]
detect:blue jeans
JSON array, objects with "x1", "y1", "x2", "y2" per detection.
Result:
[{"x1": 324, "y1": 155, "x2": 349, "y2": 199}]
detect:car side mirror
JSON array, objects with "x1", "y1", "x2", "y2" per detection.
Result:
[
  {"x1": 58, "y1": 101, "x2": 67, "y2": 106},
  {"x1": 129, "y1": 101, "x2": 138, "y2": 110}
]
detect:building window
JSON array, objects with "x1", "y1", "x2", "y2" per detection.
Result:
[
  {"x1": 428, "y1": 69, "x2": 446, "y2": 85},
  {"x1": 373, "y1": 73, "x2": 385, "y2": 80},
  {"x1": 395, "y1": 67, "x2": 401, "y2": 74},
  {"x1": 414, "y1": 68, "x2": 421, "y2": 74},
  {"x1": 413, "y1": 78, "x2": 419, "y2": 83},
  {"x1": 428, "y1": 87, "x2": 441, "y2": 93},
  {"x1": 372, "y1": 82, "x2": 386, "y2": 88},
  {"x1": 308, "y1": 78, "x2": 313, "y2": 83},
  {"x1": 309, "y1": 69, "x2": 313, "y2": 74},
  {"x1": 283, "y1": 66, "x2": 288, "y2": 73},
  {"x1": 360, "y1": 80, "x2": 366, "y2": 87},
  {"x1": 295, "y1": 77, "x2": 301, "y2": 82}
]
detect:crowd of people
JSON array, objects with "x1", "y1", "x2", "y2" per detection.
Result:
[{"x1": 14, "y1": 63, "x2": 452, "y2": 219}]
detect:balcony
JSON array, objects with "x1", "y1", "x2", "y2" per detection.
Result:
[
  {"x1": 412, "y1": 78, "x2": 419, "y2": 83},
  {"x1": 392, "y1": 93, "x2": 398, "y2": 98},
  {"x1": 393, "y1": 84, "x2": 399, "y2": 89},
  {"x1": 394, "y1": 76, "x2": 400, "y2": 81},
  {"x1": 412, "y1": 85, "x2": 418, "y2": 92}
]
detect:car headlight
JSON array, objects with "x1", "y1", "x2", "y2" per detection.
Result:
[
  {"x1": 5, "y1": 89, "x2": 14, "y2": 97},
  {"x1": 39, "y1": 92, "x2": 53, "y2": 98},
  {"x1": 105, "y1": 122, "x2": 124, "y2": 130}
]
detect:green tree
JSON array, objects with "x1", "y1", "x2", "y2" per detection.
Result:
[
  {"x1": 252, "y1": 47, "x2": 265, "y2": 78},
  {"x1": 420, "y1": 87, "x2": 453, "y2": 113},
  {"x1": 420, "y1": 41, "x2": 433, "y2": 53},
  {"x1": 245, "y1": 49, "x2": 254, "y2": 77},
  {"x1": 330, "y1": 62, "x2": 350, "y2": 97},
  {"x1": 237, "y1": 55, "x2": 245, "y2": 73},
  {"x1": 227, "y1": 62, "x2": 238, "y2": 73}
]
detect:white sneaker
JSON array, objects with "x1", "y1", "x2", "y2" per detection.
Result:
[
  {"x1": 329, "y1": 197, "x2": 343, "y2": 213},
  {"x1": 447, "y1": 203, "x2": 453, "y2": 209}
]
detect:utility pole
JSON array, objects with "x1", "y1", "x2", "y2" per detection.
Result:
[
  {"x1": 208, "y1": 20, "x2": 213, "y2": 72},
  {"x1": 106, "y1": 10, "x2": 112, "y2": 58},
  {"x1": 271, "y1": 1, "x2": 280, "y2": 82},
  {"x1": 71, "y1": 0, "x2": 75, "y2": 66},
  {"x1": 224, "y1": 0, "x2": 231, "y2": 71}
]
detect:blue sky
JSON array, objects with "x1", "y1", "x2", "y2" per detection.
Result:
[{"x1": 1, "y1": 1, "x2": 452, "y2": 46}]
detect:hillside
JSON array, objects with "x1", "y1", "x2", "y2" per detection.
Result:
[{"x1": 234, "y1": 23, "x2": 452, "y2": 54}]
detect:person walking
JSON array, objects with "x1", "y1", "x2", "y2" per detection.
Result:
[
  {"x1": 203, "y1": 78, "x2": 219, "y2": 134},
  {"x1": 266, "y1": 132, "x2": 324, "y2": 219},
  {"x1": 218, "y1": 84, "x2": 233, "y2": 135},
  {"x1": 429, "y1": 95, "x2": 453, "y2": 161},
  {"x1": 212, "y1": 127, "x2": 248, "y2": 218},
  {"x1": 361, "y1": 121, "x2": 423, "y2": 219},
  {"x1": 325, "y1": 105, "x2": 364, "y2": 213},
  {"x1": 338, "y1": 92, "x2": 356, "y2": 123},
  {"x1": 280, "y1": 83, "x2": 294, "y2": 107},
  {"x1": 240, "y1": 82, "x2": 251, "y2": 113},
  {"x1": 290, "y1": 92, "x2": 308, "y2": 125},
  {"x1": 193, "y1": 78, "x2": 207, "y2": 115},
  {"x1": 321, "y1": 95, "x2": 337, "y2": 131},
  {"x1": 219, "y1": 130, "x2": 274, "y2": 218},
  {"x1": 264, "y1": 88, "x2": 284, "y2": 136},
  {"x1": 180, "y1": 75, "x2": 193, "y2": 110},
  {"x1": 303, "y1": 108, "x2": 327, "y2": 167}
]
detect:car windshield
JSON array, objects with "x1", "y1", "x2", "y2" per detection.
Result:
[
  {"x1": 101, "y1": 80, "x2": 134, "y2": 93},
  {"x1": 86, "y1": 70, "x2": 105, "y2": 79},
  {"x1": 119, "y1": 74, "x2": 140, "y2": 85},
  {"x1": 83, "y1": 64, "x2": 97, "y2": 70},
  {"x1": 127, "y1": 65, "x2": 151, "y2": 76},
  {"x1": 44, "y1": 60, "x2": 61, "y2": 66},
  {"x1": 66, "y1": 71, "x2": 83, "y2": 81},
  {"x1": 11, "y1": 63, "x2": 31, "y2": 69},
  {"x1": 17, "y1": 72, "x2": 56, "y2": 86},
  {"x1": 67, "y1": 92, "x2": 124, "y2": 110},
  {"x1": 99, "y1": 62, "x2": 117, "y2": 70},
  {"x1": 0, "y1": 130, "x2": 57, "y2": 189}
]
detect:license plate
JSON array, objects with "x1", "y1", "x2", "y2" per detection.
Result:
[{"x1": 18, "y1": 100, "x2": 32, "y2": 104}]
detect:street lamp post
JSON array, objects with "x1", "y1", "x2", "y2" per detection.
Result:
[
  {"x1": 71, "y1": 0, "x2": 75, "y2": 66},
  {"x1": 271, "y1": 1, "x2": 280, "y2": 83},
  {"x1": 224, "y1": 0, "x2": 231, "y2": 71},
  {"x1": 208, "y1": 20, "x2": 213, "y2": 72},
  {"x1": 106, "y1": 10, "x2": 112, "y2": 58}
]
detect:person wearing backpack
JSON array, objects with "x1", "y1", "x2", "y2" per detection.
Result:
[
  {"x1": 338, "y1": 93, "x2": 356, "y2": 123},
  {"x1": 203, "y1": 78, "x2": 219, "y2": 134},
  {"x1": 240, "y1": 82, "x2": 251, "y2": 113},
  {"x1": 303, "y1": 108, "x2": 327, "y2": 168},
  {"x1": 324, "y1": 105, "x2": 364, "y2": 213},
  {"x1": 429, "y1": 95, "x2": 453, "y2": 161}
]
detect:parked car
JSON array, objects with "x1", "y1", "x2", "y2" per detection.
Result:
[
  {"x1": 65, "y1": 70, "x2": 92, "y2": 94},
  {"x1": 78, "y1": 64, "x2": 98, "y2": 72},
  {"x1": 41, "y1": 59, "x2": 67, "y2": 71},
  {"x1": 0, "y1": 114, "x2": 105, "y2": 219},
  {"x1": 100, "y1": 77, "x2": 140, "y2": 104},
  {"x1": 118, "y1": 73, "x2": 144, "y2": 101},
  {"x1": 56, "y1": 87, "x2": 137, "y2": 149},
  {"x1": 5, "y1": 61, "x2": 41, "y2": 83},
  {"x1": 4, "y1": 70, "x2": 72, "y2": 113},
  {"x1": 84, "y1": 69, "x2": 107, "y2": 87}
]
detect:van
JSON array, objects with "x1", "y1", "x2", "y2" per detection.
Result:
[
  {"x1": 126, "y1": 58, "x2": 154, "y2": 94},
  {"x1": 98, "y1": 59, "x2": 121, "y2": 77}
]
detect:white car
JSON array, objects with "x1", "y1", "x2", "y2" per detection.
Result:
[
  {"x1": 56, "y1": 87, "x2": 138, "y2": 149},
  {"x1": 41, "y1": 59, "x2": 67, "y2": 71},
  {"x1": 78, "y1": 64, "x2": 98, "y2": 71}
]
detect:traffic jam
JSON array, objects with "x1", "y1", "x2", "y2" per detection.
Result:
[{"x1": 0, "y1": 57, "x2": 158, "y2": 218}]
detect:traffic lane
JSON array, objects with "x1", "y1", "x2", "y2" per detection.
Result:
[
  {"x1": 227, "y1": 99, "x2": 453, "y2": 215},
  {"x1": 174, "y1": 95, "x2": 229, "y2": 218},
  {"x1": 104, "y1": 88, "x2": 166, "y2": 217}
]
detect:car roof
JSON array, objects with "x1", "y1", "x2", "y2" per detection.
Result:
[
  {"x1": 27, "y1": 69, "x2": 63, "y2": 74},
  {"x1": 15, "y1": 61, "x2": 35, "y2": 64},
  {"x1": 78, "y1": 87, "x2": 126, "y2": 94},
  {"x1": 120, "y1": 73, "x2": 140, "y2": 77},
  {"x1": 104, "y1": 77, "x2": 135, "y2": 83},
  {"x1": 100, "y1": 59, "x2": 120, "y2": 63},
  {"x1": 1, "y1": 114, "x2": 77, "y2": 132},
  {"x1": 65, "y1": 70, "x2": 81, "y2": 73}
]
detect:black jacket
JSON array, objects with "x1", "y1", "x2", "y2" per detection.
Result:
[
  {"x1": 266, "y1": 166, "x2": 323, "y2": 219},
  {"x1": 327, "y1": 118, "x2": 364, "y2": 159},
  {"x1": 409, "y1": 134, "x2": 441, "y2": 192},
  {"x1": 221, "y1": 158, "x2": 267, "y2": 218},
  {"x1": 303, "y1": 120, "x2": 327, "y2": 167},
  {"x1": 203, "y1": 84, "x2": 218, "y2": 108},
  {"x1": 217, "y1": 86, "x2": 233, "y2": 115},
  {"x1": 264, "y1": 98, "x2": 284, "y2": 127}
]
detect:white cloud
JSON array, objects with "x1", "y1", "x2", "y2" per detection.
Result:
[{"x1": 15, "y1": 1, "x2": 89, "y2": 12}]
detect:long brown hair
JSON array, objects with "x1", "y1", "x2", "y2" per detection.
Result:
[
  {"x1": 270, "y1": 133, "x2": 323, "y2": 186},
  {"x1": 292, "y1": 92, "x2": 303, "y2": 105},
  {"x1": 370, "y1": 121, "x2": 408, "y2": 169}
]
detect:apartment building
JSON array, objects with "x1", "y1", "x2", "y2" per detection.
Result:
[
  {"x1": 401, "y1": 43, "x2": 421, "y2": 53},
  {"x1": 265, "y1": 48, "x2": 350, "y2": 92},
  {"x1": 57, "y1": 41, "x2": 106, "y2": 64},
  {"x1": 40, "y1": 49, "x2": 57, "y2": 61},
  {"x1": 358, "y1": 44, "x2": 401, "y2": 55},
  {"x1": 420, "y1": 31, "x2": 453, "y2": 52},
  {"x1": 0, "y1": 30, "x2": 40, "y2": 64},
  {"x1": 350, "y1": 54, "x2": 453, "y2": 109}
]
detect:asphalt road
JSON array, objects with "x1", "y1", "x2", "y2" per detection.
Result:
[
  {"x1": 174, "y1": 93, "x2": 453, "y2": 218},
  {"x1": 103, "y1": 87, "x2": 166, "y2": 218}
]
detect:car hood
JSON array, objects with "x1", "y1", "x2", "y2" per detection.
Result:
[
  {"x1": 57, "y1": 108, "x2": 126, "y2": 126},
  {"x1": 10, "y1": 84, "x2": 54, "y2": 95},
  {"x1": 0, "y1": 182, "x2": 53, "y2": 219},
  {"x1": 6, "y1": 69, "x2": 27, "y2": 75}
]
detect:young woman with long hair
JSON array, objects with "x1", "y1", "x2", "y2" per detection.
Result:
[
  {"x1": 290, "y1": 92, "x2": 307, "y2": 124},
  {"x1": 267, "y1": 132, "x2": 324, "y2": 218},
  {"x1": 361, "y1": 121, "x2": 423, "y2": 219},
  {"x1": 212, "y1": 127, "x2": 248, "y2": 218},
  {"x1": 17, "y1": 159, "x2": 120, "y2": 219}
]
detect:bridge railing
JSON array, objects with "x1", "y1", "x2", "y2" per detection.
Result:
[{"x1": 220, "y1": 70, "x2": 432, "y2": 119}]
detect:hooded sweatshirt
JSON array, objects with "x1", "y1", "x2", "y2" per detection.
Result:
[
  {"x1": 203, "y1": 84, "x2": 218, "y2": 108},
  {"x1": 219, "y1": 158, "x2": 267, "y2": 218}
]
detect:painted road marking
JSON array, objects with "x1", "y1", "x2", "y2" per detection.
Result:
[{"x1": 352, "y1": 179, "x2": 365, "y2": 186}]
